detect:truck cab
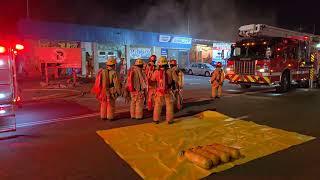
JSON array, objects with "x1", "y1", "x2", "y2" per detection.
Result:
[{"x1": 226, "y1": 24, "x2": 320, "y2": 92}]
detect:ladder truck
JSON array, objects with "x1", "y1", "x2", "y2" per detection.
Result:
[{"x1": 226, "y1": 24, "x2": 320, "y2": 92}]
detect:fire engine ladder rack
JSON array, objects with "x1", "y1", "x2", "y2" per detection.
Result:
[{"x1": 239, "y1": 24, "x2": 320, "y2": 41}]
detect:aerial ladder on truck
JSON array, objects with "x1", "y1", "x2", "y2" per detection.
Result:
[
  {"x1": 228, "y1": 24, "x2": 320, "y2": 90},
  {"x1": 0, "y1": 40, "x2": 24, "y2": 133}
]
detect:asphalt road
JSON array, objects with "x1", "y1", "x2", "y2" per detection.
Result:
[{"x1": 0, "y1": 75, "x2": 319, "y2": 180}]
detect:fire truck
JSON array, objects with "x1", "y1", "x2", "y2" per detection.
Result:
[
  {"x1": 226, "y1": 24, "x2": 320, "y2": 92},
  {"x1": 0, "y1": 39, "x2": 24, "y2": 133}
]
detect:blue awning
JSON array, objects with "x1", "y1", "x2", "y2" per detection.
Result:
[{"x1": 17, "y1": 19, "x2": 192, "y2": 49}]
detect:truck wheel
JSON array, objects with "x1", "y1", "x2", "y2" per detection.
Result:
[
  {"x1": 188, "y1": 70, "x2": 193, "y2": 75},
  {"x1": 205, "y1": 71, "x2": 210, "y2": 77},
  {"x1": 240, "y1": 84, "x2": 251, "y2": 89},
  {"x1": 276, "y1": 71, "x2": 290, "y2": 93}
]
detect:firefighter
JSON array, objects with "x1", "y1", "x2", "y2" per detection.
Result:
[
  {"x1": 168, "y1": 59, "x2": 184, "y2": 110},
  {"x1": 126, "y1": 58, "x2": 147, "y2": 119},
  {"x1": 85, "y1": 52, "x2": 94, "y2": 78},
  {"x1": 119, "y1": 56, "x2": 127, "y2": 84},
  {"x1": 98, "y1": 57, "x2": 121, "y2": 120},
  {"x1": 210, "y1": 62, "x2": 225, "y2": 99},
  {"x1": 151, "y1": 57, "x2": 174, "y2": 124},
  {"x1": 145, "y1": 55, "x2": 157, "y2": 111}
]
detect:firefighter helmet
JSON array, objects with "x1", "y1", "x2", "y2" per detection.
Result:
[
  {"x1": 135, "y1": 58, "x2": 144, "y2": 66},
  {"x1": 158, "y1": 57, "x2": 168, "y2": 66},
  {"x1": 149, "y1": 55, "x2": 157, "y2": 62},
  {"x1": 216, "y1": 62, "x2": 222, "y2": 67},
  {"x1": 169, "y1": 59, "x2": 177, "y2": 66},
  {"x1": 106, "y1": 57, "x2": 116, "y2": 66}
]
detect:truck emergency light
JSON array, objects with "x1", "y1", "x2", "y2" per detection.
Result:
[
  {"x1": 0, "y1": 93, "x2": 5, "y2": 99},
  {"x1": 0, "y1": 106, "x2": 5, "y2": 114},
  {"x1": 0, "y1": 59, "x2": 4, "y2": 66},
  {"x1": 15, "y1": 44, "x2": 24, "y2": 50},
  {"x1": 0, "y1": 46, "x2": 6, "y2": 53}
]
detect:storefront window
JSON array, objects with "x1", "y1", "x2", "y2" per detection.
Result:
[{"x1": 97, "y1": 43, "x2": 125, "y2": 69}]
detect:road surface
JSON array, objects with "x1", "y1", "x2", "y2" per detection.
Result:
[{"x1": 0, "y1": 75, "x2": 318, "y2": 180}]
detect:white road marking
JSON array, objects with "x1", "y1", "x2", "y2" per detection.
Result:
[
  {"x1": 16, "y1": 112, "x2": 100, "y2": 128},
  {"x1": 16, "y1": 108, "x2": 129, "y2": 128}
]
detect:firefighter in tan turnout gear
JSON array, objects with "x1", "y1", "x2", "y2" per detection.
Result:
[
  {"x1": 145, "y1": 55, "x2": 157, "y2": 111},
  {"x1": 210, "y1": 62, "x2": 225, "y2": 99},
  {"x1": 92, "y1": 58, "x2": 121, "y2": 120},
  {"x1": 151, "y1": 57, "x2": 174, "y2": 124},
  {"x1": 168, "y1": 59, "x2": 184, "y2": 110},
  {"x1": 125, "y1": 58, "x2": 147, "y2": 119}
]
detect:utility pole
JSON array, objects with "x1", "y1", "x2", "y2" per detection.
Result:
[
  {"x1": 26, "y1": 0, "x2": 30, "y2": 18},
  {"x1": 186, "y1": 0, "x2": 191, "y2": 35},
  {"x1": 313, "y1": 24, "x2": 316, "y2": 34}
]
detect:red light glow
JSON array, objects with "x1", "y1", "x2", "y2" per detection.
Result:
[
  {"x1": 15, "y1": 44, "x2": 24, "y2": 50},
  {"x1": 277, "y1": 48, "x2": 281, "y2": 51},
  {"x1": 0, "y1": 46, "x2": 6, "y2": 53}
]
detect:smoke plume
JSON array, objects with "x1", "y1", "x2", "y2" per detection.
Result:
[{"x1": 136, "y1": 0, "x2": 277, "y2": 42}]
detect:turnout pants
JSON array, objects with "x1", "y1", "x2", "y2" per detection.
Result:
[
  {"x1": 130, "y1": 91, "x2": 145, "y2": 119},
  {"x1": 100, "y1": 97, "x2": 115, "y2": 120},
  {"x1": 211, "y1": 84, "x2": 223, "y2": 98},
  {"x1": 173, "y1": 90, "x2": 183, "y2": 110},
  {"x1": 147, "y1": 88, "x2": 156, "y2": 111},
  {"x1": 153, "y1": 92, "x2": 174, "y2": 123}
]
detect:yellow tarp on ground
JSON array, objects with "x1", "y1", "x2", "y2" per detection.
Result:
[{"x1": 97, "y1": 111, "x2": 315, "y2": 180}]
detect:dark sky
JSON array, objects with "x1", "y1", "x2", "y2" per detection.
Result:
[{"x1": 1, "y1": 0, "x2": 320, "y2": 41}]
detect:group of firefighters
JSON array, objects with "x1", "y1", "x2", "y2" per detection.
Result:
[{"x1": 92, "y1": 55, "x2": 225, "y2": 124}]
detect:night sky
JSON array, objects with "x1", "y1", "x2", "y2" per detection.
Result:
[{"x1": 1, "y1": 0, "x2": 320, "y2": 41}]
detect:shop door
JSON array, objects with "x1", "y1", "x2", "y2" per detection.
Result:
[{"x1": 178, "y1": 51, "x2": 188, "y2": 69}]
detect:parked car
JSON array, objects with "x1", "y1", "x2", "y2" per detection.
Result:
[{"x1": 186, "y1": 63, "x2": 215, "y2": 77}]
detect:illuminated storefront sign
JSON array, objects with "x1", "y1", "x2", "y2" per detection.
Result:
[
  {"x1": 159, "y1": 35, "x2": 192, "y2": 45},
  {"x1": 129, "y1": 47, "x2": 152, "y2": 59}
]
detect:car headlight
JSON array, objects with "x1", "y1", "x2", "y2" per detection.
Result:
[{"x1": 259, "y1": 68, "x2": 265, "y2": 73}]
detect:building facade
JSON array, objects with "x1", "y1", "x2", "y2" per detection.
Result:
[{"x1": 17, "y1": 19, "x2": 192, "y2": 77}]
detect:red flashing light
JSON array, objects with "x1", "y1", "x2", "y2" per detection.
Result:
[
  {"x1": 227, "y1": 60, "x2": 234, "y2": 65},
  {"x1": 277, "y1": 48, "x2": 281, "y2": 51},
  {"x1": 0, "y1": 46, "x2": 6, "y2": 53},
  {"x1": 13, "y1": 96, "x2": 21, "y2": 103},
  {"x1": 15, "y1": 44, "x2": 24, "y2": 50},
  {"x1": 303, "y1": 36, "x2": 309, "y2": 41}
]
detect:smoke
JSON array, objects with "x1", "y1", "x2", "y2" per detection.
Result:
[
  {"x1": 135, "y1": 0, "x2": 187, "y2": 34},
  {"x1": 136, "y1": 0, "x2": 277, "y2": 41}
]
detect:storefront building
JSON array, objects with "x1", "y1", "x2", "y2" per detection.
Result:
[
  {"x1": 17, "y1": 19, "x2": 192, "y2": 77},
  {"x1": 190, "y1": 39, "x2": 233, "y2": 66}
]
